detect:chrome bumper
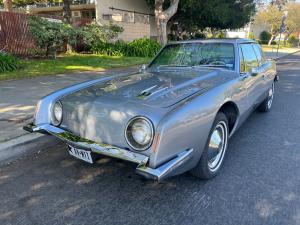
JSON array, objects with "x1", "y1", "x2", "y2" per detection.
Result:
[{"x1": 24, "y1": 123, "x2": 193, "y2": 181}]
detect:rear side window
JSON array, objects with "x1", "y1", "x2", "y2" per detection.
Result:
[
  {"x1": 240, "y1": 44, "x2": 259, "y2": 72},
  {"x1": 253, "y1": 44, "x2": 266, "y2": 65}
]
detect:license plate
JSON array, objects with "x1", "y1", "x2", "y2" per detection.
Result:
[{"x1": 68, "y1": 146, "x2": 93, "y2": 164}]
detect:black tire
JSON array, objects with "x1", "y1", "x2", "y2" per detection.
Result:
[
  {"x1": 191, "y1": 112, "x2": 229, "y2": 179},
  {"x1": 258, "y1": 82, "x2": 275, "y2": 112}
]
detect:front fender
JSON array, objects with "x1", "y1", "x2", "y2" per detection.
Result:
[{"x1": 149, "y1": 90, "x2": 223, "y2": 170}]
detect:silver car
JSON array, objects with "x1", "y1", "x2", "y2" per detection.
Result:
[{"x1": 24, "y1": 39, "x2": 278, "y2": 181}]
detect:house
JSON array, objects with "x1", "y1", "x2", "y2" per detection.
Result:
[
  {"x1": 16, "y1": 0, "x2": 157, "y2": 42},
  {"x1": 96, "y1": 0, "x2": 157, "y2": 41}
]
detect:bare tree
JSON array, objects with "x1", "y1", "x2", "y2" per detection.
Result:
[
  {"x1": 154, "y1": 0, "x2": 180, "y2": 45},
  {"x1": 3, "y1": 0, "x2": 13, "y2": 12}
]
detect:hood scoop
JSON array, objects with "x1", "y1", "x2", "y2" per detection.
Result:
[{"x1": 137, "y1": 85, "x2": 169, "y2": 100}]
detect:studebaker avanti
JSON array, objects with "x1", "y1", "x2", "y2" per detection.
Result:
[{"x1": 24, "y1": 39, "x2": 278, "y2": 181}]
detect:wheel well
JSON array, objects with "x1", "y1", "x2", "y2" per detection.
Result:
[{"x1": 219, "y1": 102, "x2": 239, "y2": 134}]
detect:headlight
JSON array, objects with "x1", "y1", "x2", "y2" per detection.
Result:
[
  {"x1": 51, "y1": 101, "x2": 63, "y2": 126},
  {"x1": 125, "y1": 117, "x2": 154, "y2": 151}
]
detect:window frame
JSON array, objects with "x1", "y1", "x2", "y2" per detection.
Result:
[
  {"x1": 238, "y1": 43, "x2": 259, "y2": 74},
  {"x1": 148, "y1": 42, "x2": 236, "y2": 71}
]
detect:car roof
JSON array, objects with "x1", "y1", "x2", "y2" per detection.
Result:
[{"x1": 168, "y1": 38, "x2": 257, "y2": 45}]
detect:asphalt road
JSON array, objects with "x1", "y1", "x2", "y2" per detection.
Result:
[{"x1": 1, "y1": 52, "x2": 300, "y2": 225}]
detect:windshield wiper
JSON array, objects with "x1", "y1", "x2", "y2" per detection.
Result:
[
  {"x1": 158, "y1": 64, "x2": 191, "y2": 68},
  {"x1": 193, "y1": 64, "x2": 231, "y2": 69}
]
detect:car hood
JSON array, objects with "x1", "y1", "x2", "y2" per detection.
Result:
[
  {"x1": 58, "y1": 68, "x2": 234, "y2": 148},
  {"x1": 61, "y1": 68, "x2": 233, "y2": 108}
]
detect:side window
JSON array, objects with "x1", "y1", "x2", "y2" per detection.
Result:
[
  {"x1": 239, "y1": 47, "x2": 245, "y2": 73},
  {"x1": 240, "y1": 44, "x2": 259, "y2": 72},
  {"x1": 253, "y1": 44, "x2": 266, "y2": 65}
]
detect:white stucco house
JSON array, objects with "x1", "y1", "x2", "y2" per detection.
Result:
[
  {"x1": 18, "y1": 0, "x2": 157, "y2": 41},
  {"x1": 96, "y1": 0, "x2": 157, "y2": 41}
]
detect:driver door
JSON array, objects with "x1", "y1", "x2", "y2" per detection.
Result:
[{"x1": 239, "y1": 43, "x2": 264, "y2": 110}]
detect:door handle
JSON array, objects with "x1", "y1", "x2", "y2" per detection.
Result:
[{"x1": 240, "y1": 74, "x2": 249, "y2": 81}]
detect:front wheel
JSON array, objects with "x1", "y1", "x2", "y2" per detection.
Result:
[
  {"x1": 258, "y1": 82, "x2": 275, "y2": 112},
  {"x1": 191, "y1": 112, "x2": 229, "y2": 179}
]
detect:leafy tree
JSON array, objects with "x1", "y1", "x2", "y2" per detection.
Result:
[
  {"x1": 172, "y1": 0, "x2": 255, "y2": 34},
  {"x1": 146, "y1": 0, "x2": 255, "y2": 42},
  {"x1": 255, "y1": 4, "x2": 283, "y2": 45},
  {"x1": 271, "y1": 0, "x2": 287, "y2": 10},
  {"x1": 284, "y1": 3, "x2": 300, "y2": 44},
  {"x1": 3, "y1": 0, "x2": 13, "y2": 11},
  {"x1": 145, "y1": 0, "x2": 180, "y2": 45},
  {"x1": 1, "y1": 0, "x2": 52, "y2": 7}
]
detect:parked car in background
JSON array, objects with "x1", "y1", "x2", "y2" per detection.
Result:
[{"x1": 24, "y1": 39, "x2": 278, "y2": 181}]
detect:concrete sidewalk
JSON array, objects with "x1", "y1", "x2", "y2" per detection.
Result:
[
  {"x1": 0, "y1": 66, "x2": 138, "y2": 144},
  {"x1": 264, "y1": 47, "x2": 299, "y2": 60}
]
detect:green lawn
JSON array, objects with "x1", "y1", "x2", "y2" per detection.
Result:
[{"x1": 0, "y1": 54, "x2": 150, "y2": 81}]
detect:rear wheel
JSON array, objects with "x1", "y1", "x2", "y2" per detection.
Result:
[
  {"x1": 191, "y1": 112, "x2": 229, "y2": 179},
  {"x1": 258, "y1": 82, "x2": 275, "y2": 112}
]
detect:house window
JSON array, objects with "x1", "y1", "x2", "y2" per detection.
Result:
[
  {"x1": 82, "y1": 10, "x2": 95, "y2": 19},
  {"x1": 134, "y1": 14, "x2": 149, "y2": 24},
  {"x1": 102, "y1": 12, "x2": 148, "y2": 24}
]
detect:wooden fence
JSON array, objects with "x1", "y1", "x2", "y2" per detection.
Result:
[{"x1": 0, "y1": 12, "x2": 92, "y2": 56}]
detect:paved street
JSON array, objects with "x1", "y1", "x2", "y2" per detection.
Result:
[{"x1": 1, "y1": 52, "x2": 300, "y2": 225}]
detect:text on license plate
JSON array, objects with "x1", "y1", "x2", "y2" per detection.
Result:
[{"x1": 68, "y1": 146, "x2": 93, "y2": 164}]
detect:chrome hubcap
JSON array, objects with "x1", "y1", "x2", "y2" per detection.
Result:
[
  {"x1": 267, "y1": 84, "x2": 275, "y2": 109},
  {"x1": 208, "y1": 121, "x2": 228, "y2": 172}
]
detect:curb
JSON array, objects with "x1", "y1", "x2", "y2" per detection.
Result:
[
  {"x1": 268, "y1": 50, "x2": 300, "y2": 61},
  {"x1": 0, "y1": 133, "x2": 61, "y2": 164}
]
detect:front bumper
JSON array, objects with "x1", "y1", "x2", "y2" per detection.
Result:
[{"x1": 24, "y1": 123, "x2": 193, "y2": 181}]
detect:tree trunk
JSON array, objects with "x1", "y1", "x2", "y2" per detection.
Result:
[
  {"x1": 155, "y1": 0, "x2": 180, "y2": 45},
  {"x1": 63, "y1": 0, "x2": 72, "y2": 24},
  {"x1": 268, "y1": 35, "x2": 275, "y2": 46},
  {"x1": 63, "y1": 0, "x2": 73, "y2": 53},
  {"x1": 3, "y1": 0, "x2": 13, "y2": 12}
]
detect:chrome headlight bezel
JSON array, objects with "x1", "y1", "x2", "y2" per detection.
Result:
[
  {"x1": 125, "y1": 116, "x2": 154, "y2": 151},
  {"x1": 51, "y1": 101, "x2": 63, "y2": 126}
]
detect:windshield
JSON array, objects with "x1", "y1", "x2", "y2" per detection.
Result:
[{"x1": 149, "y1": 42, "x2": 235, "y2": 71}]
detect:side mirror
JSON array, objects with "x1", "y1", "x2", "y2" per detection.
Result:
[
  {"x1": 139, "y1": 64, "x2": 147, "y2": 73},
  {"x1": 251, "y1": 68, "x2": 259, "y2": 76}
]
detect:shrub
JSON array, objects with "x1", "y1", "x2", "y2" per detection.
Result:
[
  {"x1": 193, "y1": 31, "x2": 206, "y2": 39},
  {"x1": 168, "y1": 33, "x2": 177, "y2": 41},
  {"x1": 247, "y1": 32, "x2": 255, "y2": 40},
  {"x1": 91, "y1": 38, "x2": 161, "y2": 58},
  {"x1": 0, "y1": 53, "x2": 19, "y2": 72},
  {"x1": 260, "y1": 31, "x2": 271, "y2": 44},
  {"x1": 215, "y1": 32, "x2": 225, "y2": 39},
  {"x1": 126, "y1": 38, "x2": 161, "y2": 57},
  {"x1": 78, "y1": 22, "x2": 124, "y2": 49},
  {"x1": 91, "y1": 41, "x2": 125, "y2": 56},
  {"x1": 28, "y1": 16, "x2": 71, "y2": 57},
  {"x1": 287, "y1": 35, "x2": 299, "y2": 47},
  {"x1": 28, "y1": 16, "x2": 124, "y2": 57}
]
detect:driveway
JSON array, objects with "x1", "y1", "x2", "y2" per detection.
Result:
[{"x1": 1, "y1": 53, "x2": 300, "y2": 225}]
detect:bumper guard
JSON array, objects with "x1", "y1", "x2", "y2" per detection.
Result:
[{"x1": 23, "y1": 123, "x2": 193, "y2": 181}]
